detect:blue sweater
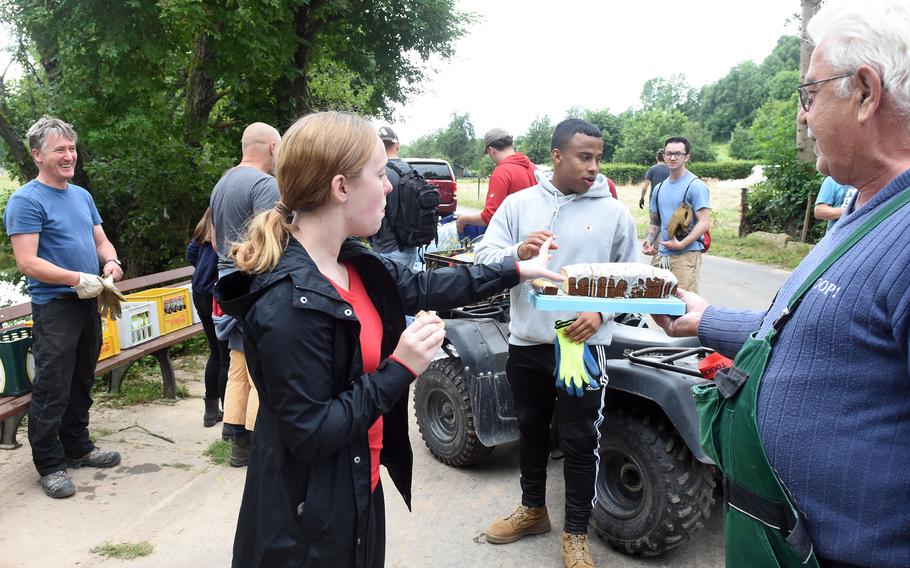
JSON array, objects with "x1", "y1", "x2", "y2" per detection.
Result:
[{"x1": 699, "y1": 168, "x2": 910, "y2": 567}]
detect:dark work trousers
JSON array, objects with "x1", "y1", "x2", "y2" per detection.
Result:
[
  {"x1": 507, "y1": 343, "x2": 607, "y2": 534},
  {"x1": 193, "y1": 291, "x2": 229, "y2": 402},
  {"x1": 29, "y1": 296, "x2": 102, "y2": 476},
  {"x1": 365, "y1": 481, "x2": 386, "y2": 568}
]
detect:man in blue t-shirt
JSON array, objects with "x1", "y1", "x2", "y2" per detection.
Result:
[
  {"x1": 643, "y1": 136, "x2": 711, "y2": 292},
  {"x1": 814, "y1": 176, "x2": 857, "y2": 232},
  {"x1": 2, "y1": 116, "x2": 123, "y2": 499}
]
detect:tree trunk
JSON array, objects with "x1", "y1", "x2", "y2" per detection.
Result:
[
  {"x1": 292, "y1": 0, "x2": 328, "y2": 117},
  {"x1": 184, "y1": 31, "x2": 219, "y2": 150},
  {"x1": 796, "y1": 0, "x2": 821, "y2": 162},
  {"x1": 798, "y1": 0, "x2": 822, "y2": 242}
]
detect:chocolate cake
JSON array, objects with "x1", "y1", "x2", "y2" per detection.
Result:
[{"x1": 559, "y1": 263, "x2": 678, "y2": 299}]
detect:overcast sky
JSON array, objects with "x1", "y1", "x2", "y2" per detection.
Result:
[{"x1": 385, "y1": 0, "x2": 801, "y2": 144}]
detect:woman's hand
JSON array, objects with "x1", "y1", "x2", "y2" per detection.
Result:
[
  {"x1": 516, "y1": 236, "x2": 564, "y2": 283},
  {"x1": 392, "y1": 312, "x2": 447, "y2": 377}
]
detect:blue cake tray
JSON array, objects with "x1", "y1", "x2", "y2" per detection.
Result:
[{"x1": 528, "y1": 291, "x2": 686, "y2": 316}]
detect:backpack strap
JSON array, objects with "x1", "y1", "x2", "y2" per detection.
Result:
[{"x1": 654, "y1": 175, "x2": 707, "y2": 245}]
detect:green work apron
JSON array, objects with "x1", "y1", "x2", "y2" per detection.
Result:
[{"x1": 693, "y1": 187, "x2": 910, "y2": 567}]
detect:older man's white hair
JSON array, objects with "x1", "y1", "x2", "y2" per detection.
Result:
[{"x1": 808, "y1": 0, "x2": 910, "y2": 128}]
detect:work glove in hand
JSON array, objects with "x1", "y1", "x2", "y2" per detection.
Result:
[
  {"x1": 74, "y1": 272, "x2": 105, "y2": 299},
  {"x1": 98, "y1": 275, "x2": 126, "y2": 320},
  {"x1": 554, "y1": 322, "x2": 602, "y2": 397}
]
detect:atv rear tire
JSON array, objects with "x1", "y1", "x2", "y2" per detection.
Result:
[
  {"x1": 414, "y1": 358, "x2": 493, "y2": 467},
  {"x1": 591, "y1": 406, "x2": 715, "y2": 556}
]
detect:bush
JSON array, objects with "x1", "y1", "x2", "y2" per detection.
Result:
[
  {"x1": 601, "y1": 161, "x2": 757, "y2": 183},
  {"x1": 600, "y1": 163, "x2": 647, "y2": 183},
  {"x1": 689, "y1": 160, "x2": 757, "y2": 180}
]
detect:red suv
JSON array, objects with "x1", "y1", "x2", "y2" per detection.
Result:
[{"x1": 405, "y1": 158, "x2": 457, "y2": 215}]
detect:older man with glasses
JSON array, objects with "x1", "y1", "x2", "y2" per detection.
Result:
[
  {"x1": 642, "y1": 135, "x2": 711, "y2": 292},
  {"x1": 654, "y1": 1, "x2": 910, "y2": 566}
]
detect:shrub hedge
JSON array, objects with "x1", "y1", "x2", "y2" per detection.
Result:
[{"x1": 601, "y1": 160, "x2": 758, "y2": 183}]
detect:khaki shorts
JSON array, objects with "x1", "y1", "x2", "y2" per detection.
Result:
[{"x1": 651, "y1": 250, "x2": 702, "y2": 293}]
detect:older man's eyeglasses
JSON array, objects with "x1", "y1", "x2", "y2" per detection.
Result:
[{"x1": 797, "y1": 71, "x2": 855, "y2": 112}]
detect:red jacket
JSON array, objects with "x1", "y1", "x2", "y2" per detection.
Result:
[{"x1": 482, "y1": 152, "x2": 537, "y2": 224}]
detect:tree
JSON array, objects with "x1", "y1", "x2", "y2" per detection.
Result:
[
  {"x1": 582, "y1": 108, "x2": 622, "y2": 162},
  {"x1": 613, "y1": 110, "x2": 716, "y2": 165},
  {"x1": 640, "y1": 74, "x2": 696, "y2": 112},
  {"x1": 435, "y1": 113, "x2": 476, "y2": 172},
  {"x1": 0, "y1": 0, "x2": 469, "y2": 275},
  {"x1": 516, "y1": 116, "x2": 553, "y2": 165}
]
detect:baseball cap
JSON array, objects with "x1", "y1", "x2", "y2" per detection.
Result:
[
  {"x1": 378, "y1": 126, "x2": 398, "y2": 143},
  {"x1": 483, "y1": 128, "x2": 510, "y2": 152}
]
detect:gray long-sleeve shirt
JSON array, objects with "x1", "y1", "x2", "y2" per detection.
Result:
[{"x1": 474, "y1": 171, "x2": 637, "y2": 346}]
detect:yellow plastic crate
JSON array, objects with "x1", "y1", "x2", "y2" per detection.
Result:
[
  {"x1": 98, "y1": 316, "x2": 120, "y2": 361},
  {"x1": 126, "y1": 287, "x2": 192, "y2": 335}
]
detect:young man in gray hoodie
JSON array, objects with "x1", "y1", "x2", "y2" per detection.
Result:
[{"x1": 474, "y1": 118, "x2": 637, "y2": 568}]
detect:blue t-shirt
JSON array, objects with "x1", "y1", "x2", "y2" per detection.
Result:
[
  {"x1": 815, "y1": 176, "x2": 856, "y2": 231},
  {"x1": 3, "y1": 180, "x2": 102, "y2": 304},
  {"x1": 649, "y1": 171, "x2": 710, "y2": 255}
]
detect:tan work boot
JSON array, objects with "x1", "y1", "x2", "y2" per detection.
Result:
[
  {"x1": 561, "y1": 531, "x2": 595, "y2": 568},
  {"x1": 486, "y1": 505, "x2": 551, "y2": 544}
]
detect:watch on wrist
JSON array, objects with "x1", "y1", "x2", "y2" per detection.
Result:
[{"x1": 104, "y1": 258, "x2": 122, "y2": 267}]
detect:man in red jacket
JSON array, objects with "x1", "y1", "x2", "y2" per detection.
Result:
[{"x1": 456, "y1": 128, "x2": 537, "y2": 233}]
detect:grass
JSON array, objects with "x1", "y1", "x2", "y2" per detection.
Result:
[
  {"x1": 90, "y1": 541, "x2": 154, "y2": 560},
  {"x1": 455, "y1": 176, "x2": 808, "y2": 271},
  {"x1": 205, "y1": 440, "x2": 231, "y2": 465},
  {"x1": 93, "y1": 355, "x2": 192, "y2": 408},
  {"x1": 712, "y1": 142, "x2": 733, "y2": 162}
]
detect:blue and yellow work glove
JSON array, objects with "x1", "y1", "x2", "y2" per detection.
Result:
[{"x1": 553, "y1": 320, "x2": 602, "y2": 397}]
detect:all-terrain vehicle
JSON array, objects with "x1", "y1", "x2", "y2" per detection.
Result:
[{"x1": 414, "y1": 251, "x2": 718, "y2": 557}]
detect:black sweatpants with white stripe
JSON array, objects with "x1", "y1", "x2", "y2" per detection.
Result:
[{"x1": 506, "y1": 343, "x2": 606, "y2": 534}]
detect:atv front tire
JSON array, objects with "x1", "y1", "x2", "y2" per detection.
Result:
[
  {"x1": 414, "y1": 357, "x2": 493, "y2": 467},
  {"x1": 591, "y1": 405, "x2": 715, "y2": 556}
]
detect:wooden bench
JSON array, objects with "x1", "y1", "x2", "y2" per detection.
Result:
[{"x1": 0, "y1": 265, "x2": 203, "y2": 449}]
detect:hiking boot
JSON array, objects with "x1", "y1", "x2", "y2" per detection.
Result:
[
  {"x1": 40, "y1": 470, "x2": 76, "y2": 499},
  {"x1": 229, "y1": 432, "x2": 253, "y2": 467},
  {"x1": 67, "y1": 447, "x2": 121, "y2": 469},
  {"x1": 561, "y1": 531, "x2": 595, "y2": 568},
  {"x1": 486, "y1": 505, "x2": 551, "y2": 544},
  {"x1": 203, "y1": 398, "x2": 224, "y2": 428}
]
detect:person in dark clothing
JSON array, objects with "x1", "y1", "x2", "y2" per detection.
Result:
[
  {"x1": 186, "y1": 207, "x2": 229, "y2": 427},
  {"x1": 639, "y1": 149, "x2": 669, "y2": 209},
  {"x1": 216, "y1": 111, "x2": 561, "y2": 568}
]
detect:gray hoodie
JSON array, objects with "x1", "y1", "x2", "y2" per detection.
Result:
[{"x1": 474, "y1": 170, "x2": 638, "y2": 346}]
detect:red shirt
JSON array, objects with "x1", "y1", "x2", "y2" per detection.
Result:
[
  {"x1": 482, "y1": 152, "x2": 537, "y2": 225},
  {"x1": 327, "y1": 263, "x2": 385, "y2": 492}
]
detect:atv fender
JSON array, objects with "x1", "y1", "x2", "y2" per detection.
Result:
[
  {"x1": 606, "y1": 359, "x2": 714, "y2": 465},
  {"x1": 441, "y1": 318, "x2": 518, "y2": 447}
]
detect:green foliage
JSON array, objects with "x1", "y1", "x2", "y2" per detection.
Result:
[
  {"x1": 600, "y1": 163, "x2": 647, "y2": 184},
  {"x1": 689, "y1": 161, "x2": 757, "y2": 180},
  {"x1": 742, "y1": 94, "x2": 825, "y2": 240},
  {"x1": 91, "y1": 542, "x2": 154, "y2": 560},
  {"x1": 692, "y1": 35, "x2": 801, "y2": 140},
  {"x1": 601, "y1": 161, "x2": 755, "y2": 184},
  {"x1": 205, "y1": 440, "x2": 232, "y2": 466},
  {"x1": 435, "y1": 113, "x2": 476, "y2": 171},
  {"x1": 613, "y1": 109, "x2": 716, "y2": 165},
  {"x1": 516, "y1": 116, "x2": 553, "y2": 165},
  {"x1": 93, "y1": 356, "x2": 192, "y2": 407},
  {"x1": 639, "y1": 74, "x2": 697, "y2": 112},
  {"x1": 580, "y1": 108, "x2": 622, "y2": 162},
  {"x1": 0, "y1": 0, "x2": 469, "y2": 275},
  {"x1": 730, "y1": 125, "x2": 760, "y2": 160}
]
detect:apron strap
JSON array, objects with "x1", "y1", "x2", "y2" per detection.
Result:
[
  {"x1": 769, "y1": 187, "x2": 910, "y2": 339},
  {"x1": 724, "y1": 476, "x2": 814, "y2": 563}
]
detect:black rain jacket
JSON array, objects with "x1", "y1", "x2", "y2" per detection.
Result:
[{"x1": 216, "y1": 238, "x2": 519, "y2": 568}]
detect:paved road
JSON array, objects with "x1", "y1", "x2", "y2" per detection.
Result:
[{"x1": 0, "y1": 253, "x2": 790, "y2": 568}]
